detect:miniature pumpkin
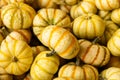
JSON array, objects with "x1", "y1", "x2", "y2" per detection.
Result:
[
  {"x1": 58, "y1": 62, "x2": 99, "y2": 80},
  {"x1": 30, "y1": 51, "x2": 60, "y2": 80},
  {"x1": 98, "y1": 10, "x2": 111, "y2": 20},
  {"x1": 111, "y1": 8, "x2": 120, "y2": 25},
  {"x1": 33, "y1": 8, "x2": 71, "y2": 37},
  {"x1": 0, "y1": 40, "x2": 33, "y2": 75},
  {"x1": 5, "y1": 29, "x2": 32, "y2": 43},
  {"x1": 70, "y1": 1, "x2": 97, "y2": 19},
  {"x1": 99, "y1": 20, "x2": 119, "y2": 45},
  {"x1": 1, "y1": 2, "x2": 36, "y2": 30},
  {"x1": 53, "y1": 77, "x2": 75, "y2": 80},
  {"x1": 78, "y1": 39, "x2": 110, "y2": 67},
  {"x1": 100, "y1": 67, "x2": 120, "y2": 80},
  {"x1": 0, "y1": 67, "x2": 13, "y2": 80},
  {"x1": 95, "y1": 0, "x2": 120, "y2": 10},
  {"x1": 73, "y1": 13, "x2": 105, "y2": 39},
  {"x1": 39, "y1": 25, "x2": 80, "y2": 59},
  {"x1": 107, "y1": 29, "x2": 120, "y2": 56}
]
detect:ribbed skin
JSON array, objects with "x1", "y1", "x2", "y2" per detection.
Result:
[
  {"x1": 100, "y1": 21, "x2": 119, "y2": 45},
  {"x1": 60, "y1": 5, "x2": 71, "y2": 14},
  {"x1": 1, "y1": 2, "x2": 36, "y2": 30},
  {"x1": 5, "y1": 29, "x2": 32, "y2": 43},
  {"x1": 78, "y1": 39, "x2": 110, "y2": 67},
  {"x1": 33, "y1": 8, "x2": 71, "y2": 36},
  {"x1": 73, "y1": 13, "x2": 105, "y2": 39},
  {"x1": 101, "y1": 67, "x2": 120, "y2": 80},
  {"x1": 107, "y1": 29, "x2": 120, "y2": 56},
  {"x1": 111, "y1": 9, "x2": 120, "y2": 25},
  {"x1": 40, "y1": 25, "x2": 80, "y2": 59},
  {"x1": 98, "y1": 10, "x2": 111, "y2": 20},
  {"x1": 53, "y1": 77, "x2": 75, "y2": 80},
  {"x1": 0, "y1": 40, "x2": 33, "y2": 75},
  {"x1": 58, "y1": 62, "x2": 99, "y2": 80},
  {"x1": 95, "y1": 0, "x2": 120, "y2": 10},
  {"x1": 37, "y1": 0, "x2": 57, "y2": 8},
  {"x1": 70, "y1": 1, "x2": 97, "y2": 19},
  {"x1": 30, "y1": 51, "x2": 60, "y2": 80}
]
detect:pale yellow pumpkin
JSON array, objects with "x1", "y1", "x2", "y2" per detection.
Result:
[
  {"x1": 78, "y1": 39, "x2": 110, "y2": 67},
  {"x1": 58, "y1": 62, "x2": 99, "y2": 80},
  {"x1": 95, "y1": 0, "x2": 120, "y2": 10},
  {"x1": 1, "y1": 2, "x2": 36, "y2": 30},
  {"x1": 100, "y1": 67, "x2": 120, "y2": 80},
  {"x1": 5, "y1": 29, "x2": 32, "y2": 43},
  {"x1": 99, "y1": 20, "x2": 119, "y2": 45},
  {"x1": 107, "y1": 29, "x2": 120, "y2": 56},
  {"x1": 73, "y1": 13, "x2": 105, "y2": 39},
  {"x1": 33, "y1": 8, "x2": 71, "y2": 37},
  {"x1": 0, "y1": 40, "x2": 33, "y2": 75},
  {"x1": 53, "y1": 77, "x2": 75, "y2": 80},
  {"x1": 70, "y1": 0, "x2": 97, "y2": 19},
  {"x1": 98, "y1": 10, "x2": 111, "y2": 20},
  {"x1": 111, "y1": 8, "x2": 120, "y2": 25},
  {"x1": 30, "y1": 51, "x2": 60, "y2": 80},
  {"x1": 40, "y1": 25, "x2": 80, "y2": 59}
]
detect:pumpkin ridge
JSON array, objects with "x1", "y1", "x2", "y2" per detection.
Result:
[
  {"x1": 53, "y1": 9, "x2": 57, "y2": 24},
  {"x1": 16, "y1": 62, "x2": 25, "y2": 73},
  {"x1": 0, "y1": 50, "x2": 11, "y2": 58},
  {"x1": 82, "y1": 67, "x2": 87, "y2": 80},
  {"x1": 36, "y1": 63, "x2": 54, "y2": 75},
  {"x1": 81, "y1": 44, "x2": 92, "y2": 61},
  {"x1": 19, "y1": 9, "x2": 23, "y2": 29},
  {"x1": 91, "y1": 45, "x2": 100, "y2": 65},
  {"x1": 98, "y1": 0, "x2": 105, "y2": 10},
  {"x1": 37, "y1": 58, "x2": 59, "y2": 66},
  {"x1": 106, "y1": 0, "x2": 112, "y2": 9},
  {"x1": 91, "y1": 19, "x2": 97, "y2": 37},
  {"x1": 32, "y1": 66, "x2": 40, "y2": 79},
  {"x1": 46, "y1": 0, "x2": 52, "y2": 8},
  {"x1": 54, "y1": 30, "x2": 69, "y2": 49},
  {"x1": 71, "y1": 66, "x2": 76, "y2": 79},
  {"x1": 107, "y1": 71, "x2": 120, "y2": 79},
  {"x1": 111, "y1": 38, "x2": 120, "y2": 51},
  {"x1": 99, "y1": 47, "x2": 106, "y2": 66},
  {"x1": 80, "y1": 4, "x2": 87, "y2": 14},
  {"x1": 38, "y1": 13, "x2": 48, "y2": 25},
  {"x1": 59, "y1": 65, "x2": 68, "y2": 77}
]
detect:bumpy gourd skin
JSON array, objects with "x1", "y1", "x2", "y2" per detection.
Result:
[{"x1": 1, "y1": 2, "x2": 36, "y2": 30}]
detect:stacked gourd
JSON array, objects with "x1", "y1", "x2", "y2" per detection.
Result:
[{"x1": 0, "y1": 0, "x2": 120, "y2": 80}]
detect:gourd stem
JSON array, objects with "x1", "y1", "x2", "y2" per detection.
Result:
[
  {"x1": 92, "y1": 37, "x2": 101, "y2": 44},
  {"x1": 12, "y1": 56, "x2": 18, "y2": 62},
  {"x1": 46, "y1": 50, "x2": 56, "y2": 57},
  {"x1": 76, "y1": 57, "x2": 80, "y2": 66}
]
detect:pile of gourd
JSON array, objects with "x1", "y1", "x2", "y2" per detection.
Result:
[{"x1": 0, "y1": 0, "x2": 120, "y2": 80}]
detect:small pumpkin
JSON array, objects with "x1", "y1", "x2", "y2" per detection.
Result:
[
  {"x1": 73, "y1": 13, "x2": 105, "y2": 39},
  {"x1": 78, "y1": 39, "x2": 110, "y2": 67},
  {"x1": 33, "y1": 8, "x2": 71, "y2": 37},
  {"x1": 58, "y1": 61, "x2": 99, "y2": 80},
  {"x1": 107, "y1": 29, "x2": 120, "y2": 56},
  {"x1": 53, "y1": 77, "x2": 75, "y2": 80},
  {"x1": 111, "y1": 8, "x2": 120, "y2": 25},
  {"x1": 30, "y1": 51, "x2": 60, "y2": 80},
  {"x1": 0, "y1": 67, "x2": 13, "y2": 80},
  {"x1": 100, "y1": 67, "x2": 120, "y2": 80},
  {"x1": 0, "y1": 40, "x2": 33, "y2": 75},
  {"x1": 39, "y1": 25, "x2": 80, "y2": 59},
  {"x1": 70, "y1": 0, "x2": 97, "y2": 19},
  {"x1": 98, "y1": 10, "x2": 111, "y2": 20},
  {"x1": 95, "y1": 0, "x2": 120, "y2": 11},
  {"x1": 5, "y1": 29, "x2": 32, "y2": 43},
  {"x1": 1, "y1": 2, "x2": 36, "y2": 30},
  {"x1": 99, "y1": 20, "x2": 119, "y2": 45}
]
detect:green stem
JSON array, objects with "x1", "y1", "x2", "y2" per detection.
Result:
[{"x1": 46, "y1": 50, "x2": 56, "y2": 57}]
